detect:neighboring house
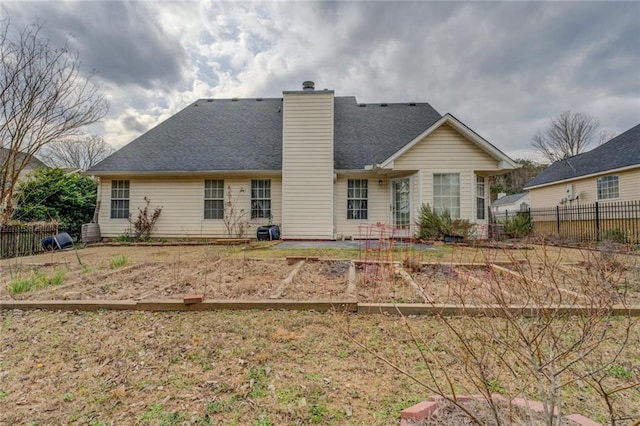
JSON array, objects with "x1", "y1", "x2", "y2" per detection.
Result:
[
  {"x1": 524, "y1": 124, "x2": 640, "y2": 208},
  {"x1": 1, "y1": 147, "x2": 48, "y2": 209},
  {"x1": 87, "y1": 81, "x2": 516, "y2": 240},
  {"x1": 492, "y1": 192, "x2": 530, "y2": 215},
  {"x1": 0, "y1": 147, "x2": 48, "y2": 183}
]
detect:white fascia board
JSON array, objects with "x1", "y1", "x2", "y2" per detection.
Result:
[
  {"x1": 380, "y1": 113, "x2": 517, "y2": 170},
  {"x1": 523, "y1": 164, "x2": 640, "y2": 190},
  {"x1": 336, "y1": 169, "x2": 378, "y2": 175}
]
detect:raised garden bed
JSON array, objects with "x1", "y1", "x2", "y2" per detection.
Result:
[{"x1": 2, "y1": 256, "x2": 639, "y2": 309}]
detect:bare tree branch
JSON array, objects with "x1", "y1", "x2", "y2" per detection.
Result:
[
  {"x1": 532, "y1": 111, "x2": 600, "y2": 163},
  {"x1": 0, "y1": 16, "x2": 108, "y2": 223},
  {"x1": 597, "y1": 129, "x2": 617, "y2": 146},
  {"x1": 41, "y1": 135, "x2": 114, "y2": 170}
]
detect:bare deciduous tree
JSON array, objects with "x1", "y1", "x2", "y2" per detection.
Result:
[
  {"x1": 0, "y1": 17, "x2": 108, "y2": 223},
  {"x1": 341, "y1": 245, "x2": 638, "y2": 425},
  {"x1": 532, "y1": 111, "x2": 603, "y2": 163},
  {"x1": 597, "y1": 129, "x2": 617, "y2": 146},
  {"x1": 41, "y1": 135, "x2": 114, "y2": 170}
]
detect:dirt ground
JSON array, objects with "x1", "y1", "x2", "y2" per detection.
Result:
[
  {"x1": 1, "y1": 243, "x2": 638, "y2": 305},
  {"x1": 1, "y1": 309, "x2": 638, "y2": 425},
  {"x1": 1, "y1": 243, "x2": 639, "y2": 425}
]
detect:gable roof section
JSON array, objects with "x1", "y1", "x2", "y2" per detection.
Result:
[
  {"x1": 89, "y1": 98, "x2": 284, "y2": 173},
  {"x1": 334, "y1": 97, "x2": 442, "y2": 169},
  {"x1": 378, "y1": 113, "x2": 517, "y2": 170},
  {"x1": 493, "y1": 192, "x2": 528, "y2": 207},
  {"x1": 88, "y1": 95, "x2": 510, "y2": 174},
  {"x1": 524, "y1": 123, "x2": 640, "y2": 189}
]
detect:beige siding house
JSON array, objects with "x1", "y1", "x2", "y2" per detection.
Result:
[
  {"x1": 87, "y1": 81, "x2": 516, "y2": 240},
  {"x1": 524, "y1": 124, "x2": 640, "y2": 209}
]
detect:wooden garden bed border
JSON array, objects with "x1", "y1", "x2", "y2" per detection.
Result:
[{"x1": 1, "y1": 299, "x2": 638, "y2": 317}]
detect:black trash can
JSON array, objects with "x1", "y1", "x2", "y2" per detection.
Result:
[
  {"x1": 41, "y1": 232, "x2": 74, "y2": 250},
  {"x1": 256, "y1": 225, "x2": 280, "y2": 241}
]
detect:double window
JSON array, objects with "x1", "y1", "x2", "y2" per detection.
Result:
[
  {"x1": 204, "y1": 180, "x2": 224, "y2": 219},
  {"x1": 597, "y1": 175, "x2": 619, "y2": 200},
  {"x1": 433, "y1": 173, "x2": 460, "y2": 218},
  {"x1": 110, "y1": 180, "x2": 130, "y2": 219},
  {"x1": 347, "y1": 179, "x2": 368, "y2": 219},
  {"x1": 251, "y1": 179, "x2": 271, "y2": 219}
]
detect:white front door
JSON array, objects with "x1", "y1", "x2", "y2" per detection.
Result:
[{"x1": 391, "y1": 178, "x2": 411, "y2": 232}]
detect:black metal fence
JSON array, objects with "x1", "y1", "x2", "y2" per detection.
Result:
[
  {"x1": 490, "y1": 200, "x2": 640, "y2": 243},
  {"x1": 0, "y1": 223, "x2": 59, "y2": 259}
]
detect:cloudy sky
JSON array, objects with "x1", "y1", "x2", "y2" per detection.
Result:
[{"x1": 4, "y1": 1, "x2": 640, "y2": 160}]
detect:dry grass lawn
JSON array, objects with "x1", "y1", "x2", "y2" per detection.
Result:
[{"x1": 1, "y1": 242, "x2": 639, "y2": 425}]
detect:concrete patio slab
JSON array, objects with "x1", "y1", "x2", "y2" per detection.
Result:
[{"x1": 274, "y1": 240, "x2": 434, "y2": 250}]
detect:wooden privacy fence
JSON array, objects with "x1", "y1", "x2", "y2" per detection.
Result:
[
  {"x1": 0, "y1": 223, "x2": 59, "y2": 259},
  {"x1": 491, "y1": 200, "x2": 640, "y2": 243}
]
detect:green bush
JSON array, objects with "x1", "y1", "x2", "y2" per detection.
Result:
[
  {"x1": 12, "y1": 168, "x2": 96, "y2": 240},
  {"x1": 500, "y1": 211, "x2": 532, "y2": 239},
  {"x1": 415, "y1": 204, "x2": 474, "y2": 241}
]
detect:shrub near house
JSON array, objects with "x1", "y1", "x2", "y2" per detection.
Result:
[{"x1": 12, "y1": 168, "x2": 96, "y2": 240}]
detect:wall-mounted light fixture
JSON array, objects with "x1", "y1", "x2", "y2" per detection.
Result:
[{"x1": 378, "y1": 180, "x2": 383, "y2": 186}]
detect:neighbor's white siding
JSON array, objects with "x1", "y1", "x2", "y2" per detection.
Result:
[
  {"x1": 529, "y1": 168, "x2": 640, "y2": 209},
  {"x1": 97, "y1": 176, "x2": 281, "y2": 238},
  {"x1": 282, "y1": 91, "x2": 334, "y2": 239},
  {"x1": 393, "y1": 124, "x2": 500, "y2": 224}
]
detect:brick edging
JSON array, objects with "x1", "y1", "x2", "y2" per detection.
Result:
[{"x1": 400, "y1": 394, "x2": 602, "y2": 426}]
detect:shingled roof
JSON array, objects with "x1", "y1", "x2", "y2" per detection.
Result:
[
  {"x1": 524, "y1": 123, "x2": 640, "y2": 189},
  {"x1": 88, "y1": 96, "x2": 442, "y2": 173},
  {"x1": 0, "y1": 147, "x2": 47, "y2": 169},
  {"x1": 493, "y1": 192, "x2": 528, "y2": 207}
]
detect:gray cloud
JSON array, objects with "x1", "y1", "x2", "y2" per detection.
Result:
[
  {"x1": 121, "y1": 115, "x2": 147, "y2": 134},
  {"x1": 3, "y1": 2, "x2": 187, "y2": 89},
  {"x1": 3, "y1": 1, "x2": 638, "y2": 159}
]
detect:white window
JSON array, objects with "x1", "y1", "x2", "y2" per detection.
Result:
[
  {"x1": 476, "y1": 175, "x2": 485, "y2": 220},
  {"x1": 251, "y1": 179, "x2": 271, "y2": 219},
  {"x1": 597, "y1": 175, "x2": 619, "y2": 200},
  {"x1": 347, "y1": 179, "x2": 368, "y2": 219},
  {"x1": 433, "y1": 173, "x2": 460, "y2": 218},
  {"x1": 204, "y1": 180, "x2": 224, "y2": 219},
  {"x1": 110, "y1": 180, "x2": 129, "y2": 219}
]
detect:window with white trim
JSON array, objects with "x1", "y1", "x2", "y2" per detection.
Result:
[
  {"x1": 476, "y1": 175, "x2": 485, "y2": 220},
  {"x1": 204, "y1": 179, "x2": 224, "y2": 219},
  {"x1": 597, "y1": 175, "x2": 619, "y2": 200},
  {"x1": 347, "y1": 179, "x2": 368, "y2": 219},
  {"x1": 433, "y1": 173, "x2": 460, "y2": 218},
  {"x1": 251, "y1": 179, "x2": 271, "y2": 219},
  {"x1": 110, "y1": 180, "x2": 130, "y2": 219}
]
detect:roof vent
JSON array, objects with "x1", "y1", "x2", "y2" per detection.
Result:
[
  {"x1": 380, "y1": 103, "x2": 388, "y2": 107},
  {"x1": 256, "y1": 98, "x2": 263, "y2": 102},
  {"x1": 302, "y1": 81, "x2": 315, "y2": 91},
  {"x1": 358, "y1": 104, "x2": 367, "y2": 107},
  {"x1": 207, "y1": 99, "x2": 214, "y2": 102},
  {"x1": 231, "y1": 98, "x2": 238, "y2": 102},
  {"x1": 408, "y1": 102, "x2": 416, "y2": 106}
]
